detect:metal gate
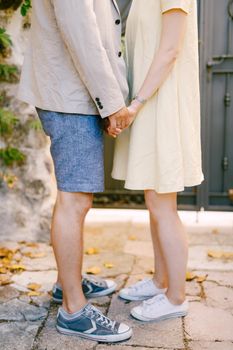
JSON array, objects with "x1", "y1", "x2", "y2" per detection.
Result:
[{"x1": 94, "y1": 0, "x2": 233, "y2": 211}]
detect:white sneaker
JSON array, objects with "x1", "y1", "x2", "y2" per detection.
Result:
[
  {"x1": 131, "y1": 294, "x2": 188, "y2": 322},
  {"x1": 119, "y1": 279, "x2": 167, "y2": 301}
]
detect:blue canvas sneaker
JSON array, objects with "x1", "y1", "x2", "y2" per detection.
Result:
[
  {"x1": 56, "y1": 303, "x2": 132, "y2": 343},
  {"x1": 52, "y1": 275, "x2": 117, "y2": 303}
]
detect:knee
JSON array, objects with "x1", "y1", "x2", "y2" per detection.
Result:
[
  {"x1": 144, "y1": 190, "x2": 177, "y2": 222},
  {"x1": 56, "y1": 191, "x2": 93, "y2": 217}
]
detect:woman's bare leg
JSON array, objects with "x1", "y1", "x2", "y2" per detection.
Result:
[
  {"x1": 149, "y1": 213, "x2": 168, "y2": 289},
  {"x1": 145, "y1": 190, "x2": 188, "y2": 304}
]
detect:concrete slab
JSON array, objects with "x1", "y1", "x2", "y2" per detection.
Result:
[
  {"x1": 0, "y1": 321, "x2": 42, "y2": 350},
  {"x1": 107, "y1": 295, "x2": 184, "y2": 349},
  {"x1": 188, "y1": 246, "x2": 233, "y2": 271},
  {"x1": 185, "y1": 302, "x2": 233, "y2": 341},
  {"x1": 12, "y1": 270, "x2": 57, "y2": 292},
  {"x1": 189, "y1": 341, "x2": 233, "y2": 350},
  {"x1": 0, "y1": 299, "x2": 47, "y2": 322}
]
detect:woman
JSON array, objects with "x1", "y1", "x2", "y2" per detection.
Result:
[{"x1": 111, "y1": 0, "x2": 204, "y2": 322}]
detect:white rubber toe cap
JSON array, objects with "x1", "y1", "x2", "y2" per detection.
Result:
[
  {"x1": 119, "y1": 288, "x2": 129, "y2": 296},
  {"x1": 118, "y1": 322, "x2": 131, "y2": 334},
  {"x1": 106, "y1": 279, "x2": 117, "y2": 290},
  {"x1": 131, "y1": 305, "x2": 143, "y2": 318}
]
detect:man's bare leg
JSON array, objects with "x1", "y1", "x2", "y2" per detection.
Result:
[{"x1": 51, "y1": 191, "x2": 92, "y2": 313}]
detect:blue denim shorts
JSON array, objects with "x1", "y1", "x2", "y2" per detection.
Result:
[{"x1": 36, "y1": 108, "x2": 104, "y2": 193}]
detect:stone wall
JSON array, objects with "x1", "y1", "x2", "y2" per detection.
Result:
[{"x1": 0, "y1": 9, "x2": 56, "y2": 242}]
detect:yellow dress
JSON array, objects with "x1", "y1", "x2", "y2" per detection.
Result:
[{"x1": 112, "y1": 0, "x2": 204, "y2": 193}]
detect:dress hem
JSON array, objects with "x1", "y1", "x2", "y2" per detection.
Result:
[{"x1": 112, "y1": 174, "x2": 204, "y2": 194}]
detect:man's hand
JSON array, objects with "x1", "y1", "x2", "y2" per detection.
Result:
[{"x1": 107, "y1": 107, "x2": 130, "y2": 137}]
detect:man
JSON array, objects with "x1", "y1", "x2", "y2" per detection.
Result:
[{"x1": 18, "y1": 0, "x2": 132, "y2": 343}]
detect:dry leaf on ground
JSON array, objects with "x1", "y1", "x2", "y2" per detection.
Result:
[
  {"x1": 128, "y1": 235, "x2": 137, "y2": 241},
  {"x1": 103, "y1": 263, "x2": 114, "y2": 269},
  {"x1": 27, "y1": 291, "x2": 42, "y2": 297},
  {"x1": 86, "y1": 266, "x2": 101, "y2": 275},
  {"x1": 212, "y1": 228, "x2": 219, "y2": 235},
  {"x1": 25, "y1": 242, "x2": 39, "y2": 248},
  {"x1": 9, "y1": 264, "x2": 26, "y2": 272},
  {"x1": 0, "y1": 248, "x2": 14, "y2": 258},
  {"x1": 27, "y1": 283, "x2": 42, "y2": 291},
  {"x1": 0, "y1": 267, "x2": 8, "y2": 274},
  {"x1": 23, "y1": 252, "x2": 46, "y2": 259},
  {"x1": 207, "y1": 250, "x2": 233, "y2": 260},
  {"x1": 0, "y1": 275, "x2": 12, "y2": 286},
  {"x1": 85, "y1": 248, "x2": 99, "y2": 255},
  {"x1": 186, "y1": 271, "x2": 196, "y2": 281},
  {"x1": 196, "y1": 274, "x2": 208, "y2": 283}
]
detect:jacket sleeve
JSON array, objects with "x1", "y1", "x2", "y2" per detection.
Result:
[{"x1": 52, "y1": 0, "x2": 126, "y2": 118}]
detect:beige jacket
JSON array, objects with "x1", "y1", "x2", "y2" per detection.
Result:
[{"x1": 18, "y1": 0, "x2": 129, "y2": 118}]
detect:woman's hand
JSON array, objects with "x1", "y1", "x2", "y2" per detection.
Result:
[
  {"x1": 127, "y1": 99, "x2": 143, "y2": 126},
  {"x1": 104, "y1": 99, "x2": 142, "y2": 137}
]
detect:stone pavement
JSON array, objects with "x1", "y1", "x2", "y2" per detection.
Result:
[{"x1": 0, "y1": 209, "x2": 233, "y2": 350}]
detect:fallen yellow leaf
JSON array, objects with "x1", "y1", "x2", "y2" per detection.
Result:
[
  {"x1": 128, "y1": 235, "x2": 137, "y2": 241},
  {"x1": 0, "y1": 267, "x2": 8, "y2": 274},
  {"x1": 1, "y1": 258, "x2": 11, "y2": 266},
  {"x1": 86, "y1": 266, "x2": 101, "y2": 275},
  {"x1": 23, "y1": 252, "x2": 46, "y2": 259},
  {"x1": 207, "y1": 250, "x2": 233, "y2": 260},
  {"x1": 27, "y1": 291, "x2": 42, "y2": 297},
  {"x1": 212, "y1": 228, "x2": 219, "y2": 235},
  {"x1": 0, "y1": 248, "x2": 14, "y2": 258},
  {"x1": 196, "y1": 274, "x2": 208, "y2": 283},
  {"x1": 27, "y1": 283, "x2": 42, "y2": 291},
  {"x1": 0, "y1": 275, "x2": 12, "y2": 286},
  {"x1": 223, "y1": 252, "x2": 233, "y2": 259},
  {"x1": 9, "y1": 264, "x2": 26, "y2": 272},
  {"x1": 146, "y1": 269, "x2": 155, "y2": 275},
  {"x1": 85, "y1": 248, "x2": 99, "y2": 255},
  {"x1": 186, "y1": 271, "x2": 196, "y2": 281},
  {"x1": 104, "y1": 263, "x2": 114, "y2": 269},
  {"x1": 25, "y1": 243, "x2": 39, "y2": 248}
]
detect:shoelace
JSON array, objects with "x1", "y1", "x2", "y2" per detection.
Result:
[
  {"x1": 83, "y1": 277, "x2": 105, "y2": 288},
  {"x1": 143, "y1": 295, "x2": 166, "y2": 308},
  {"x1": 85, "y1": 306, "x2": 115, "y2": 330},
  {"x1": 129, "y1": 278, "x2": 151, "y2": 292}
]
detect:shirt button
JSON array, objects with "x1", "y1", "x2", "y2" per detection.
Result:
[
  {"x1": 115, "y1": 19, "x2": 121, "y2": 25},
  {"x1": 118, "y1": 51, "x2": 122, "y2": 57}
]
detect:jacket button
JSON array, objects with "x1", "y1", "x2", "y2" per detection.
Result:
[
  {"x1": 115, "y1": 19, "x2": 121, "y2": 25},
  {"x1": 95, "y1": 97, "x2": 100, "y2": 102},
  {"x1": 99, "y1": 106, "x2": 103, "y2": 110},
  {"x1": 118, "y1": 51, "x2": 122, "y2": 57}
]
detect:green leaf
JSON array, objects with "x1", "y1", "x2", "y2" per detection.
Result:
[
  {"x1": 0, "y1": 108, "x2": 19, "y2": 136},
  {"x1": 0, "y1": 147, "x2": 26, "y2": 167},
  {"x1": 21, "y1": 0, "x2": 31, "y2": 17},
  {"x1": 0, "y1": 64, "x2": 19, "y2": 83},
  {"x1": 0, "y1": 28, "x2": 12, "y2": 51}
]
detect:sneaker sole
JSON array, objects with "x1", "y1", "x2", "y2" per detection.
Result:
[
  {"x1": 119, "y1": 292, "x2": 155, "y2": 301},
  {"x1": 130, "y1": 309, "x2": 188, "y2": 322},
  {"x1": 52, "y1": 283, "x2": 117, "y2": 304},
  {"x1": 56, "y1": 325, "x2": 133, "y2": 343}
]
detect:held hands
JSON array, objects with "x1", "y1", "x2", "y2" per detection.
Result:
[{"x1": 104, "y1": 100, "x2": 142, "y2": 138}]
